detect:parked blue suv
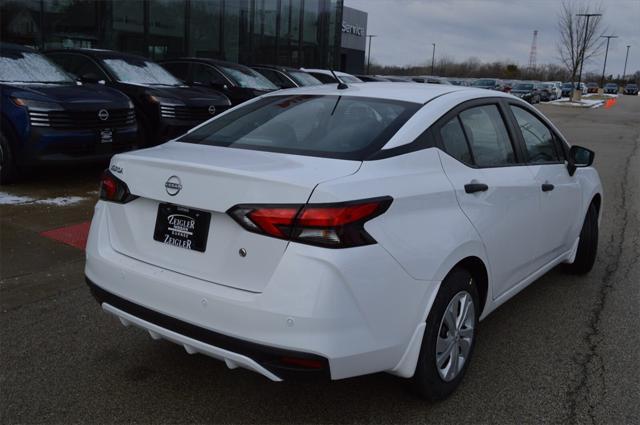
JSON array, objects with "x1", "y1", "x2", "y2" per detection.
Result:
[{"x1": 0, "y1": 43, "x2": 138, "y2": 184}]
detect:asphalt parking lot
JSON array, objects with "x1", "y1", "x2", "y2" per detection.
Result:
[{"x1": 1, "y1": 96, "x2": 639, "y2": 424}]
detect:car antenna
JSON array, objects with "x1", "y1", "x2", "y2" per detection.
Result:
[{"x1": 330, "y1": 69, "x2": 348, "y2": 90}]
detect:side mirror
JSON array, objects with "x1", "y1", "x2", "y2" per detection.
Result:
[
  {"x1": 567, "y1": 145, "x2": 595, "y2": 176},
  {"x1": 211, "y1": 82, "x2": 229, "y2": 91},
  {"x1": 80, "y1": 72, "x2": 103, "y2": 83}
]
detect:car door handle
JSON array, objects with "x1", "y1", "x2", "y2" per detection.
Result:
[
  {"x1": 464, "y1": 183, "x2": 489, "y2": 194},
  {"x1": 541, "y1": 183, "x2": 555, "y2": 192}
]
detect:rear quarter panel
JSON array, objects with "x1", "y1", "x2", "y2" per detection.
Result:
[{"x1": 309, "y1": 148, "x2": 489, "y2": 284}]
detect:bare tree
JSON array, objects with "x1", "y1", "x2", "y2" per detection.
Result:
[{"x1": 557, "y1": 1, "x2": 606, "y2": 98}]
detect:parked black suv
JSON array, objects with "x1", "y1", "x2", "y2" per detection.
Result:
[
  {"x1": 511, "y1": 82, "x2": 541, "y2": 104},
  {"x1": 1, "y1": 43, "x2": 137, "y2": 183},
  {"x1": 45, "y1": 49, "x2": 231, "y2": 145},
  {"x1": 160, "y1": 58, "x2": 277, "y2": 106},
  {"x1": 603, "y1": 83, "x2": 618, "y2": 94},
  {"x1": 251, "y1": 65, "x2": 323, "y2": 88},
  {"x1": 623, "y1": 83, "x2": 638, "y2": 95}
]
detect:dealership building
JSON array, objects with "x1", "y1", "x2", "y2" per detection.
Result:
[{"x1": 1, "y1": 0, "x2": 367, "y2": 72}]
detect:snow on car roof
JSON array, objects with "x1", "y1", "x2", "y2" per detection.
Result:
[{"x1": 263, "y1": 81, "x2": 508, "y2": 104}]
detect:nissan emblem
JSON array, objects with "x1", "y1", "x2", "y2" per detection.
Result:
[{"x1": 165, "y1": 175, "x2": 182, "y2": 196}]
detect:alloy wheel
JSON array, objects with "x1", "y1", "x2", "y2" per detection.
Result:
[{"x1": 435, "y1": 290, "x2": 475, "y2": 382}]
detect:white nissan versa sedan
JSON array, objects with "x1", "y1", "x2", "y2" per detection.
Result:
[{"x1": 85, "y1": 82, "x2": 602, "y2": 400}]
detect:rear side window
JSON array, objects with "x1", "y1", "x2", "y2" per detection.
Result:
[
  {"x1": 458, "y1": 105, "x2": 515, "y2": 167},
  {"x1": 440, "y1": 117, "x2": 473, "y2": 164},
  {"x1": 510, "y1": 106, "x2": 560, "y2": 163},
  {"x1": 178, "y1": 95, "x2": 420, "y2": 160},
  {"x1": 191, "y1": 64, "x2": 226, "y2": 85}
]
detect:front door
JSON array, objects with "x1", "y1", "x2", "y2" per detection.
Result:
[{"x1": 508, "y1": 105, "x2": 581, "y2": 266}]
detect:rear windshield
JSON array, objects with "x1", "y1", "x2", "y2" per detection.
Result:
[
  {"x1": 178, "y1": 95, "x2": 420, "y2": 160},
  {"x1": 473, "y1": 79, "x2": 496, "y2": 86},
  {"x1": 514, "y1": 84, "x2": 534, "y2": 90}
]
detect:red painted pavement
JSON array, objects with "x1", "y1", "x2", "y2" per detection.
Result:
[{"x1": 40, "y1": 221, "x2": 91, "y2": 250}]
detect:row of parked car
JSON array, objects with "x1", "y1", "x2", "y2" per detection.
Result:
[
  {"x1": 1, "y1": 42, "x2": 637, "y2": 184},
  {"x1": 0, "y1": 43, "x2": 341, "y2": 183}
]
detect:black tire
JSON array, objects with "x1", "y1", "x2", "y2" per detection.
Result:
[
  {"x1": 411, "y1": 268, "x2": 479, "y2": 401},
  {"x1": 564, "y1": 202, "x2": 599, "y2": 275},
  {"x1": 0, "y1": 130, "x2": 19, "y2": 185}
]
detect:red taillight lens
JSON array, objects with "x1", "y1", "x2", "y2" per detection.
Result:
[
  {"x1": 228, "y1": 197, "x2": 392, "y2": 248},
  {"x1": 247, "y1": 207, "x2": 300, "y2": 238},
  {"x1": 99, "y1": 170, "x2": 137, "y2": 203}
]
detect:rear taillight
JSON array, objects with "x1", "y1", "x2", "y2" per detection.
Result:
[
  {"x1": 99, "y1": 170, "x2": 137, "y2": 203},
  {"x1": 228, "y1": 197, "x2": 392, "y2": 248}
]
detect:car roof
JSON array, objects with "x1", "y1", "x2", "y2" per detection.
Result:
[
  {"x1": 252, "y1": 64, "x2": 306, "y2": 73},
  {"x1": 302, "y1": 68, "x2": 355, "y2": 77},
  {"x1": 160, "y1": 57, "x2": 252, "y2": 69},
  {"x1": 44, "y1": 48, "x2": 150, "y2": 62},
  {"x1": 0, "y1": 42, "x2": 37, "y2": 54},
  {"x1": 260, "y1": 81, "x2": 508, "y2": 104}
]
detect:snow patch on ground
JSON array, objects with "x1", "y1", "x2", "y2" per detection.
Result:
[
  {"x1": 0, "y1": 192, "x2": 86, "y2": 206},
  {"x1": 548, "y1": 99, "x2": 605, "y2": 108},
  {"x1": 584, "y1": 93, "x2": 618, "y2": 98}
]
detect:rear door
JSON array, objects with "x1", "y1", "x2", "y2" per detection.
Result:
[
  {"x1": 507, "y1": 104, "x2": 581, "y2": 265},
  {"x1": 436, "y1": 100, "x2": 541, "y2": 298}
]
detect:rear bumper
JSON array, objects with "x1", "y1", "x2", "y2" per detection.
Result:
[
  {"x1": 85, "y1": 201, "x2": 438, "y2": 381},
  {"x1": 86, "y1": 278, "x2": 328, "y2": 380}
]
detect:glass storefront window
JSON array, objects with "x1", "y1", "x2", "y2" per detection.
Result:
[
  {"x1": 0, "y1": 0, "x2": 42, "y2": 48},
  {"x1": 148, "y1": 0, "x2": 185, "y2": 59},
  {"x1": 109, "y1": 0, "x2": 145, "y2": 55},
  {"x1": 0, "y1": 0, "x2": 342, "y2": 69},
  {"x1": 42, "y1": 0, "x2": 98, "y2": 50},
  {"x1": 189, "y1": 0, "x2": 222, "y2": 57}
]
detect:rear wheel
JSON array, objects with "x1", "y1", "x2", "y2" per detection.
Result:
[
  {"x1": 411, "y1": 268, "x2": 479, "y2": 400},
  {"x1": 564, "y1": 202, "x2": 599, "y2": 274},
  {"x1": 0, "y1": 131, "x2": 19, "y2": 185}
]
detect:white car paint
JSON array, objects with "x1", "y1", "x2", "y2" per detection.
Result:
[{"x1": 85, "y1": 82, "x2": 602, "y2": 384}]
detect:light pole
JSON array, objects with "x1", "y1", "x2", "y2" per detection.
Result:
[
  {"x1": 600, "y1": 35, "x2": 618, "y2": 87},
  {"x1": 576, "y1": 13, "x2": 602, "y2": 90},
  {"x1": 431, "y1": 43, "x2": 436, "y2": 75},
  {"x1": 366, "y1": 34, "x2": 377, "y2": 75},
  {"x1": 622, "y1": 45, "x2": 631, "y2": 81}
]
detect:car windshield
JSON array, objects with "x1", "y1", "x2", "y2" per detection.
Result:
[
  {"x1": 178, "y1": 95, "x2": 420, "y2": 160},
  {"x1": 338, "y1": 74, "x2": 363, "y2": 83},
  {"x1": 514, "y1": 84, "x2": 534, "y2": 90},
  {"x1": 473, "y1": 79, "x2": 495, "y2": 86},
  {"x1": 562, "y1": 83, "x2": 573, "y2": 88},
  {"x1": 103, "y1": 58, "x2": 182, "y2": 86},
  {"x1": 218, "y1": 64, "x2": 277, "y2": 90},
  {"x1": 605, "y1": 83, "x2": 617, "y2": 88},
  {"x1": 288, "y1": 71, "x2": 322, "y2": 86},
  {"x1": 627, "y1": 84, "x2": 638, "y2": 88},
  {"x1": 0, "y1": 51, "x2": 73, "y2": 83},
  {"x1": 587, "y1": 83, "x2": 598, "y2": 87}
]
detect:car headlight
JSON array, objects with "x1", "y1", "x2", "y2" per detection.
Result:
[
  {"x1": 10, "y1": 97, "x2": 63, "y2": 110},
  {"x1": 146, "y1": 95, "x2": 183, "y2": 106}
]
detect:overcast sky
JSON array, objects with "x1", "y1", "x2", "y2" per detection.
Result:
[{"x1": 346, "y1": 0, "x2": 640, "y2": 76}]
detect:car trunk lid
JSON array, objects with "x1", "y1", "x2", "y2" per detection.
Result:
[{"x1": 105, "y1": 142, "x2": 361, "y2": 293}]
